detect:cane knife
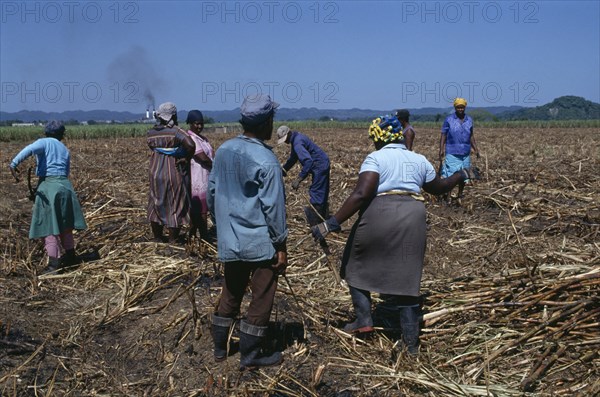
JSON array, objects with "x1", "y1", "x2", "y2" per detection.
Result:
[
  {"x1": 27, "y1": 167, "x2": 37, "y2": 201},
  {"x1": 302, "y1": 195, "x2": 343, "y2": 285}
]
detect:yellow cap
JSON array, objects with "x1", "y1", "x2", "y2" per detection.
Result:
[{"x1": 453, "y1": 98, "x2": 467, "y2": 107}]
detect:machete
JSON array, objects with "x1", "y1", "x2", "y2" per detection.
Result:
[{"x1": 27, "y1": 167, "x2": 37, "y2": 201}]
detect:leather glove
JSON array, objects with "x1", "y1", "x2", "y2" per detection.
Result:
[
  {"x1": 311, "y1": 216, "x2": 341, "y2": 242},
  {"x1": 292, "y1": 177, "x2": 303, "y2": 190}
]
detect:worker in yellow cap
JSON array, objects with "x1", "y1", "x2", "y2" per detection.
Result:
[
  {"x1": 438, "y1": 98, "x2": 480, "y2": 203},
  {"x1": 453, "y1": 98, "x2": 467, "y2": 107}
]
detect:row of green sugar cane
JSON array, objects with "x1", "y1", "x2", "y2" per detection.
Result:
[{"x1": 1, "y1": 119, "x2": 598, "y2": 142}]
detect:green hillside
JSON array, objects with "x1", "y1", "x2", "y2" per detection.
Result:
[{"x1": 502, "y1": 96, "x2": 600, "y2": 120}]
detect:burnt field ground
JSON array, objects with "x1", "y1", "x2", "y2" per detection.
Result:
[{"x1": 1, "y1": 126, "x2": 598, "y2": 396}]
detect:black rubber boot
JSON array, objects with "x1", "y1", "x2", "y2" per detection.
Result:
[
  {"x1": 198, "y1": 216, "x2": 209, "y2": 241},
  {"x1": 188, "y1": 226, "x2": 198, "y2": 240},
  {"x1": 151, "y1": 222, "x2": 166, "y2": 242},
  {"x1": 399, "y1": 305, "x2": 421, "y2": 355},
  {"x1": 239, "y1": 321, "x2": 282, "y2": 371},
  {"x1": 62, "y1": 249, "x2": 79, "y2": 268},
  {"x1": 42, "y1": 257, "x2": 63, "y2": 274},
  {"x1": 344, "y1": 286, "x2": 374, "y2": 334},
  {"x1": 168, "y1": 227, "x2": 185, "y2": 245},
  {"x1": 211, "y1": 314, "x2": 238, "y2": 362}
]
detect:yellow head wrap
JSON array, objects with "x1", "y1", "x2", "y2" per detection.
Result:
[
  {"x1": 368, "y1": 116, "x2": 404, "y2": 143},
  {"x1": 453, "y1": 98, "x2": 467, "y2": 107}
]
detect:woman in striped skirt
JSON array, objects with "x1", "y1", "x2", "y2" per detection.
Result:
[{"x1": 147, "y1": 102, "x2": 196, "y2": 244}]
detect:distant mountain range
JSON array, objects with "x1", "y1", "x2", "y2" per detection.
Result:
[{"x1": 1, "y1": 96, "x2": 598, "y2": 124}]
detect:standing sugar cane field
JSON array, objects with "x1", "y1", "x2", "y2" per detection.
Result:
[{"x1": 1, "y1": 124, "x2": 598, "y2": 396}]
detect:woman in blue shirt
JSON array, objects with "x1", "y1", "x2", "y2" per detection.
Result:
[
  {"x1": 9, "y1": 121, "x2": 87, "y2": 274},
  {"x1": 439, "y1": 98, "x2": 480, "y2": 202},
  {"x1": 312, "y1": 116, "x2": 472, "y2": 355}
]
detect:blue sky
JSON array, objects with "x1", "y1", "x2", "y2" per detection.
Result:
[{"x1": 1, "y1": 0, "x2": 598, "y2": 114}]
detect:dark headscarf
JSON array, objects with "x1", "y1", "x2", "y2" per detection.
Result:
[{"x1": 186, "y1": 110, "x2": 204, "y2": 124}]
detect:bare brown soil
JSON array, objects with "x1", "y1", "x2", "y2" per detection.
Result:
[{"x1": 1, "y1": 127, "x2": 598, "y2": 396}]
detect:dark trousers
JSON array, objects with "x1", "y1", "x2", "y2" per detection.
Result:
[
  {"x1": 217, "y1": 260, "x2": 279, "y2": 326},
  {"x1": 309, "y1": 166, "x2": 330, "y2": 207}
]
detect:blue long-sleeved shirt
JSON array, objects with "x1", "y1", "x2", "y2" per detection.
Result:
[
  {"x1": 282, "y1": 131, "x2": 330, "y2": 179},
  {"x1": 10, "y1": 137, "x2": 70, "y2": 176},
  {"x1": 441, "y1": 113, "x2": 474, "y2": 156},
  {"x1": 207, "y1": 135, "x2": 288, "y2": 262}
]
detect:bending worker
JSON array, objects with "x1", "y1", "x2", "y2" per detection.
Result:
[
  {"x1": 311, "y1": 115, "x2": 474, "y2": 355},
  {"x1": 9, "y1": 121, "x2": 87, "y2": 274},
  {"x1": 277, "y1": 125, "x2": 331, "y2": 226}
]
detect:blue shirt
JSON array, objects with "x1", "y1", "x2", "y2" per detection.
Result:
[
  {"x1": 441, "y1": 113, "x2": 474, "y2": 155},
  {"x1": 282, "y1": 131, "x2": 330, "y2": 179},
  {"x1": 10, "y1": 137, "x2": 70, "y2": 177},
  {"x1": 359, "y1": 143, "x2": 436, "y2": 194},
  {"x1": 207, "y1": 135, "x2": 288, "y2": 262}
]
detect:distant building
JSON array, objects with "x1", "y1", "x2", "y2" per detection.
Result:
[{"x1": 11, "y1": 123, "x2": 36, "y2": 127}]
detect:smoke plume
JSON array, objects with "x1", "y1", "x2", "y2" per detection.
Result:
[{"x1": 107, "y1": 46, "x2": 167, "y2": 109}]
